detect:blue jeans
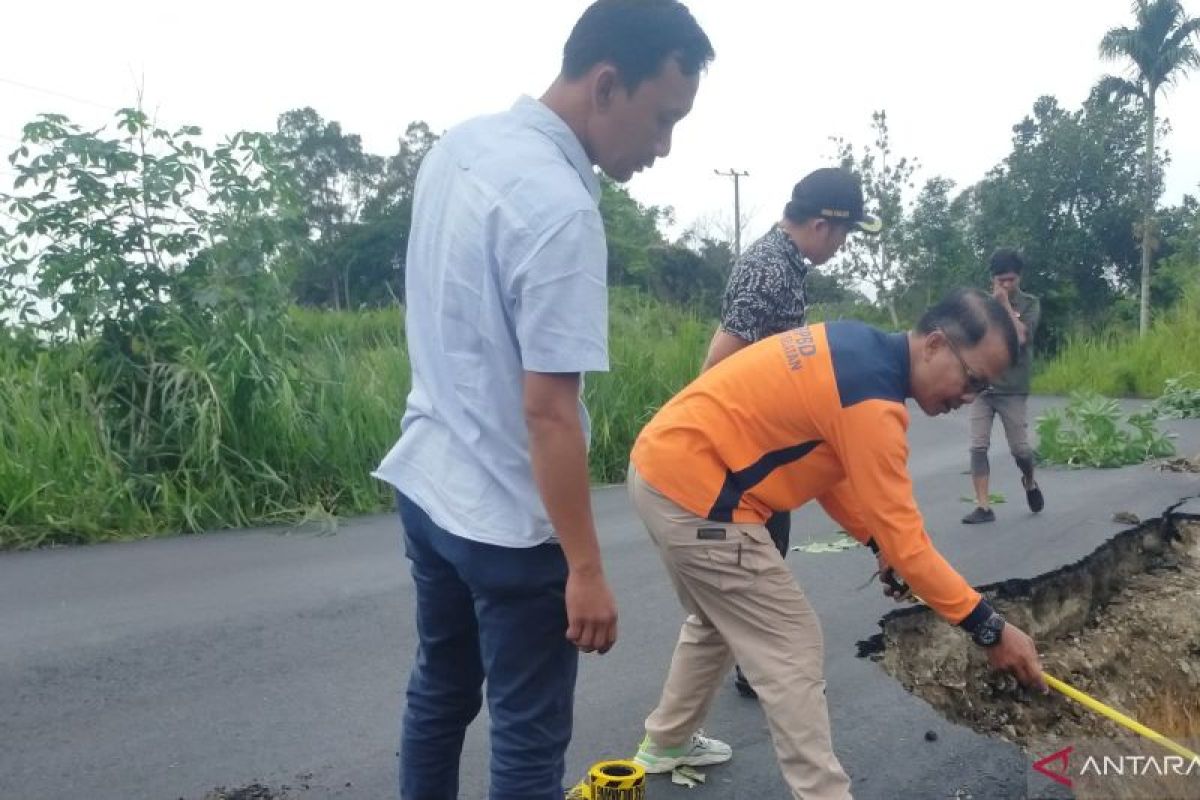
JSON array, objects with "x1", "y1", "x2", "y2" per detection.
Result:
[{"x1": 397, "y1": 493, "x2": 577, "y2": 800}]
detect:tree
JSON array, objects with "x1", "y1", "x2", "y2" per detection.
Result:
[
  {"x1": 965, "y1": 93, "x2": 1148, "y2": 350},
  {"x1": 641, "y1": 245, "x2": 719, "y2": 311},
  {"x1": 1098, "y1": 0, "x2": 1200, "y2": 336},
  {"x1": 273, "y1": 108, "x2": 385, "y2": 309},
  {"x1": 0, "y1": 108, "x2": 300, "y2": 492},
  {"x1": 1153, "y1": 193, "x2": 1200, "y2": 308},
  {"x1": 598, "y1": 178, "x2": 670, "y2": 288},
  {"x1": 831, "y1": 110, "x2": 918, "y2": 326},
  {"x1": 898, "y1": 176, "x2": 976, "y2": 314},
  {"x1": 0, "y1": 108, "x2": 294, "y2": 341},
  {"x1": 272, "y1": 115, "x2": 440, "y2": 309},
  {"x1": 362, "y1": 121, "x2": 439, "y2": 222}
]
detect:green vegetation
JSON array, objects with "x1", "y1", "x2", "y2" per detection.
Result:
[
  {"x1": 0, "y1": 291, "x2": 712, "y2": 548},
  {"x1": 2, "y1": 2, "x2": 1198, "y2": 547},
  {"x1": 1036, "y1": 393, "x2": 1175, "y2": 468},
  {"x1": 960, "y1": 493, "x2": 1007, "y2": 505},
  {"x1": 1032, "y1": 285, "x2": 1200, "y2": 397},
  {"x1": 1151, "y1": 374, "x2": 1200, "y2": 419}
]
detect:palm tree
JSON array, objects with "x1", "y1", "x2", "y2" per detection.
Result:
[{"x1": 1098, "y1": 0, "x2": 1200, "y2": 336}]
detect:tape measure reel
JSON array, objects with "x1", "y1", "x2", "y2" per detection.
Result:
[{"x1": 588, "y1": 760, "x2": 646, "y2": 800}]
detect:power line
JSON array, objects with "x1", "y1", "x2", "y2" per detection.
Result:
[{"x1": 0, "y1": 75, "x2": 114, "y2": 112}]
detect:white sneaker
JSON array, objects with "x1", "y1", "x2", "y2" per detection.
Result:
[{"x1": 633, "y1": 730, "x2": 733, "y2": 773}]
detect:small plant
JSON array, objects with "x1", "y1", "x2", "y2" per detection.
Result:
[
  {"x1": 960, "y1": 493, "x2": 1006, "y2": 505},
  {"x1": 1036, "y1": 393, "x2": 1176, "y2": 468},
  {"x1": 1151, "y1": 374, "x2": 1200, "y2": 419},
  {"x1": 792, "y1": 532, "x2": 860, "y2": 554}
]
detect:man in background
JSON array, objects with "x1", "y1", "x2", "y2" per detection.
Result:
[
  {"x1": 962, "y1": 248, "x2": 1044, "y2": 525},
  {"x1": 703, "y1": 166, "x2": 880, "y2": 697}
]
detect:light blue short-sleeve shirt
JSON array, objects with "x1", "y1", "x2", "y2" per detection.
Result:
[{"x1": 373, "y1": 96, "x2": 608, "y2": 548}]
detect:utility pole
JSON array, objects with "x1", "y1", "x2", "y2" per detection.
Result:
[{"x1": 713, "y1": 168, "x2": 749, "y2": 260}]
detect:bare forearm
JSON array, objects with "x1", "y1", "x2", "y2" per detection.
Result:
[{"x1": 527, "y1": 411, "x2": 604, "y2": 576}]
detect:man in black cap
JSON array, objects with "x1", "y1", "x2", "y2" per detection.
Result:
[{"x1": 702, "y1": 166, "x2": 880, "y2": 698}]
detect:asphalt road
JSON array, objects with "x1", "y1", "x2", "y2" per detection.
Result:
[{"x1": 2, "y1": 398, "x2": 1198, "y2": 800}]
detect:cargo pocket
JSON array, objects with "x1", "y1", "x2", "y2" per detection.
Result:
[{"x1": 708, "y1": 527, "x2": 783, "y2": 592}]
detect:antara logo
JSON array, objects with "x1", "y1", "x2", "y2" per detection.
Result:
[
  {"x1": 1032, "y1": 745, "x2": 1074, "y2": 788},
  {"x1": 1032, "y1": 743, "x2": 1200, "y2": 788}
]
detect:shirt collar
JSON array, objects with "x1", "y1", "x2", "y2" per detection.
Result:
[{"x1": 511, "y1": 95, "x2": 601, "y2": 202}]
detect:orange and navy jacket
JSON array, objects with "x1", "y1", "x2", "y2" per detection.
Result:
[{"x1": 631, "y1": 321, "x2": 992, "y2": 629}]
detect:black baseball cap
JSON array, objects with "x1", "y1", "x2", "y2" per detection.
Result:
[{"x1": 788, "y1": 168, "x2": 882, "y2": 234}]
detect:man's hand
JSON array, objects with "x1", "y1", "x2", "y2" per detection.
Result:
[
  {"x1": 985, "y1": 622, "x2": 1048, "y2": 693},
  {"x1": 565, "y1": 567, "x2": 618, "y2": 654},
  {"x1": 992, "y1": 280, "x2": 1013, "y2": 310},
  {"x1": 876, "y1": 552, "x2": 912, "y2": 602},
  {"x1": 992, "y1": 280, "x2": 1027, "y2": 344}
]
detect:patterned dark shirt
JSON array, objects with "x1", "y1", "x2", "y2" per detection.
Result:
[{"x1": 719, "y1": 225, "x2": 810, "y2": 343}]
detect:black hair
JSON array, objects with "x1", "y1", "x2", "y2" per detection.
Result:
[
  {"x1": 916, "y1": 288, "x2": 1019, "y2": 366},
  {"x1": 783, "y1": 200, "x2": 818, "y2": 224},
  {"x1": 562, "y1": 0, "x2": 715, "y2": 90},
  {"x1": 989, "y1": 247, "x2": 1025, "y2": 276}
]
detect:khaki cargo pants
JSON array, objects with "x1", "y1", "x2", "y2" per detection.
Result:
[{"x1": 628, "y1": 466, "x2": 853, "y2": 800}]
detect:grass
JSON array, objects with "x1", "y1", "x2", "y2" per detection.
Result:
[
  {"x1": 1033, "y1": 285, "x2": 1200, "y2": 398},
  {"x1": 0, "y1": 289, "x2": 710, "y2": 548},
  {"x1": 6, "y1": 278, "x2": 1199, "y2": 549}
]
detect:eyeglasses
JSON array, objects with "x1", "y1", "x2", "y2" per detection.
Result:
[{"x1": 939, "y1": 329, "x2": 991, "y2": 395}]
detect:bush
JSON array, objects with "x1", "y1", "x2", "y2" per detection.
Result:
[
  {"x1": 1036, "y1": 393, "x2": 1175, "y2": 468},
  {"x1": 1151, "y1": 374, "x2": 1200, "y2": 419}
]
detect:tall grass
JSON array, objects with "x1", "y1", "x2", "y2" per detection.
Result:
[
  {"x1": 0, "y1": 309, "x2": 410, "y2": 548},
  {"x1": 1033, "y1": 284, "x2": 1200, "y2": 397},
  {"x1": 0, "y1": 290, "x2": 710, "y2": 548},
  {"x1": 586, "y1": 290, "x2": 710, "y2": 482},
  {"x1": 8, "y1": 279, "x2": 1199, "y2": 548}
]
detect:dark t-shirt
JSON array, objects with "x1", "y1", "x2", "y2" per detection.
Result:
[{"x1": 991, "y1": 290, "x2": 1040, "y2": 395}]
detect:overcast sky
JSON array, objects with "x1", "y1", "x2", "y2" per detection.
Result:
[{"x1": 3, "y1": 0, "x2": 1198, "y2": 243}]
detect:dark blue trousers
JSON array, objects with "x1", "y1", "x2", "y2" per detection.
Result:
[{"x1": 397, "y1": 493, "x2": 577, "y2": 800}]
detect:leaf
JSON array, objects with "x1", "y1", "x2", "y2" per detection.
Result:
[
  {"x1": 792, "y1": 533, "x2": 860, "y2": 554},
  {"x1": 960, "y1": 493, "x2": 1006, "y2": 504}
]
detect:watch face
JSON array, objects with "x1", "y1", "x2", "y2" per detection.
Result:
[{"x1": 976, "y1": 615, "x2": 1004, "y2": 646}]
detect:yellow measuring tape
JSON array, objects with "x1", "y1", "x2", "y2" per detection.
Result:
[
  {"x1": 567, "y1": 760, "x2": 647, "y2": 800},
  {"x1": 1044, "y1": 672, "x2": 1199, "y2": 761}
]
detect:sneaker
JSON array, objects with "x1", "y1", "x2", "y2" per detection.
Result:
[
  {"x1": 733, "y1": 665, "x2": 757, "y2": 699},
  {"x1": 634, "y1": 731, "x2": 733, "y2": 774},
  {"x1": 962, "y1": 506, "x2": 996, "y2": 524},
  {"x1": 1023, "y1": 476, "x2": 1044, "y2": 513}
]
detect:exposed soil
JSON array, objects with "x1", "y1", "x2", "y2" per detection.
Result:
[
  {"x1": 861, "y1": 513, "x2": 1200, "y2": 798},
  {"x1": 196, "y1": 785, "x2": 289, "y2": 800},
  {"x1": 1159, "y1": 453, "x2": 1200, "y2": 473}
]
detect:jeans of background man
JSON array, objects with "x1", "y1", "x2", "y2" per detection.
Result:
[{"x1": 397, "y1": 493, "x2": 577, "y2": 800}]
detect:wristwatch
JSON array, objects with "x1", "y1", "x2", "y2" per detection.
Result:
[{"x1": 971, "y1": 611, "x2": 1006, "y2": 647}]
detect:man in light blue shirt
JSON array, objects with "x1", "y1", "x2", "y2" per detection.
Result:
[{"x1": 373, "y1": 2, "x2": 714, "y2": 797}]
